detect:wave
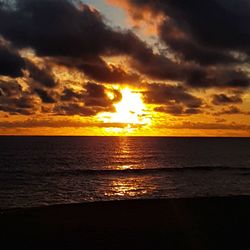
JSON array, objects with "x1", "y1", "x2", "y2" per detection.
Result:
[{"x1": 1, "y1": 166, "x2": 250, "y2": 177}]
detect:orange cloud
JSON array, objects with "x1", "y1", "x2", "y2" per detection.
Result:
[{"x1": 107, "y1": 0, "x2": 165, "y2": 35}]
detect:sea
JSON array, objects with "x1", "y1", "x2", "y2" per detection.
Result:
[{"x1": 0, "y1": 136, "x2": 250, "y2": 209}]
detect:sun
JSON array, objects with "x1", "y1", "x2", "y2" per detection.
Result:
[
  {"x1": 98, "y1": 88, "x2": 150, "y2": 126},
  {"x1": 112, "y1": 88, "x2": 145, "y2": 124}
]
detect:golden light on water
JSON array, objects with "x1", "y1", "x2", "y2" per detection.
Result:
[{"x1": 104, "y1": 177, "x2": 155, "y2": 197}]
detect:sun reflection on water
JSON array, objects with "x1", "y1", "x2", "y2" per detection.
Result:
[
  {"x1": 104, "y1": 176, "x2": 156, "y2": 198},
  {"x1": 118, "y1": 165, "x2": 132, "y2": 170},
  {"x1": 103, "y1": 137, "x2": 157, "y2": 198}
]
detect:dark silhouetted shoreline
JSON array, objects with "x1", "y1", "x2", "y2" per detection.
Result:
[{"x1": 1, "y1": 196, "x2": 250, "y2": 250}]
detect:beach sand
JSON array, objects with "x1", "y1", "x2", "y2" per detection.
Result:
[{"x1": 1, "y1": 196, "x2": 250, "y2": 249}]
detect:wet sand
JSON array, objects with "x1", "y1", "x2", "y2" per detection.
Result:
[{"x1": 1, "y1": 196, "x2": 250, "y2": 249}]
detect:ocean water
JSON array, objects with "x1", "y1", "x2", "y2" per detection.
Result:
[{"x1": 0, "y1": 136, "x2": 250, "y2": 209}]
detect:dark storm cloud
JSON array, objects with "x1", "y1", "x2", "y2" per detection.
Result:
[
  {"x1": 34, "y1": 88, "x2": 56, "y2": 104},
  {"x1": 0, "y1": 41, "x2": 57, "y2": 87},
  {"x1": 57, "y1": 57, "x2": 140, "y2": 84},
  {"x1": 0, "y1": 42, "x2": 25, "y2": 77},
  {"x1": 84, "y1": 82, "x2": 111, "y2": 107},
  {"x1": 110, "y1": 0, "x2": 250, "y2": 89},
  {"x1": 0, "y1": 0, "x2": 147, "y2": 83},
  {"x1": 212, "y1": 94, "x2": 243, "y2": 105},
  {"x1": 61, "y1": 82, "x2": 121, "y2": 108},
  {"x1": 159, "y1": 0, "x2": 250, "y2": 53},
  {"x1": 132, "y1": 54, "x2": 250, "y2": 88},
  {"x1": 155, "y1": 104, "x2": 202, "y2": 116},
  {"x1": 159, "y1": 18, "x2": 245, "y2": 66},
  {"x1": 0, "y1": 80, "x2": 38, "y2": 115},
  {"x1": 0, "y1": 95, "x2": 32, "y2": 114},
  {"x1": 185, "y1": 68, "x2": 250, "y2": 88},
  {"x1": 0, "y1": 103, "x2": 33, "y2": 115},
  {"x1": 2, "y1": 0, "x2": 246, "y2": 88},
  {"x1": 80, "y1": 60, "x2": 140, "y2": 84},
  {"x1": 144, "y1": 84, "x2": 202, "y2": 108},
  {"x1": 53, "y1": 103, "x2": 97, "y2": 116},
  {"x1": 54, "y1": 82, "x2": 121, "y2": 116},
  {"x1": 130, "y1": 51, "x2": 186, "y2": 82},
  {"x1": 60, "y1": 88, "x2": 84, "y2": 102},
  {"x1": 121, "y1": 0, "x2": 250, "y2": 64},
  {"x1": 53, "y1": 82, "x2": 121, "y2": 116},
  {"x1": 0, "y1": 0, "x2": 105, "y2": 57},
  {"x1": 26, "y1": 60, "x2": 57, "y2": 88},
  {"x1": 84, "y1": 82, "x2": 121, "y2": 107},
  {"x1": 0, "y1": 78, "x2": 121, "y2": 116},
  {"x1": 0, "y1": 0, "x2": 249, "y2": 121},
  {"x1": 0, "y1": 80, "x2": 22, "y2": 97},
  {"x1": 143, "y1": 83, "x2": 203, "y2": 116}
]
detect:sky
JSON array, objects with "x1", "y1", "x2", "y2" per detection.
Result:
[{"x1": 0, "y1": 0, "x2": 249, "y2": 136}]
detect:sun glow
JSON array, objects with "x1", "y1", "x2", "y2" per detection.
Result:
[{"x1": 98, "y1": 88, "x2": 150, "y2": 128}]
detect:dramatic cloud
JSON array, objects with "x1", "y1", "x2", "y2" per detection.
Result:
[
  {"x1": 34, "y1": 88, "x2": 56, "y2": 104},
  {"x1": 55, "y1": 82, "x2": 121, "y2": 116},
  {"x1": 158, "y1": 0, "x2": 250, "y2": 56},
  {"x1": 61, "y1": 82, "x2": 121, "y2": 106},
  {"x1": 0, "y1": 0, "x2": 249, "y2": 135},
  {"x1": 155, "y1": 105, "x2": 202, "y2": 116},
  {"x1": 55, "y1": 56, "x2": 140, "y2": 84},
  {"x1": 0, "y1": 79, "x2": 121, "y2": 117},
  {"x1": 0, "y1": 0, "x2": 151, "y2": 83},
  {"x1": 84, "y1": 82, "x2": 121, "y2": 107},
  {"x1": 109, "y1": 0, "x2": 250, "y2": 87},
  {"x1": 0, "y1": 80, "x2": 22, "y2": 97},
  {"x1": 0, "y1": 80, "x2": 38, "y2": 115},
  {"x1": 143, "y1": 83, "x2": 203, "y2": 116},
  {"x1": 160, "y1": 20, "x2": 242, "y2": 66},
  {"x1": 115, "y1": 0, "x2": 250, "y2": 63},
  {"x1": 214, "y1": 106, "x2": 250, "y2": 116},
  {"x1": 1, "y1": 0, "x2": 248, "y2": 88},
  {"x1": 26, "y1": 60, "x2": 57, "y2": 88},
  {"x1": 144, "y1": 84, "x2": 202, "y2": 108},
  {"x1": 53, "y1": 103, "x2": 97, "y2": 116},
  {"x1": 186, "y1": 68, "x2": 250, "y2": 88},
  {"x1": 212, "y1": 94, "x2": 243, "y2": 105},
  {"x1": 0, "y1": 42, "x2": 25, "y2": 77},
  {"x1": 59, "y1": 82, "x2": 121, "y2": 116},
  {"x1": 60, "y1": 88, "x2": 84, "y2": 102}
]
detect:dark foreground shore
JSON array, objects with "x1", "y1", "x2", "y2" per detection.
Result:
[{"x1": 1, "y1": 196, "x2": 250, "y2": 250}]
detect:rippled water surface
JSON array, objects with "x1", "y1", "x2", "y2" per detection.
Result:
[{"x1": 0, "y1": 136, "x2": 250, "y2": 208}]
